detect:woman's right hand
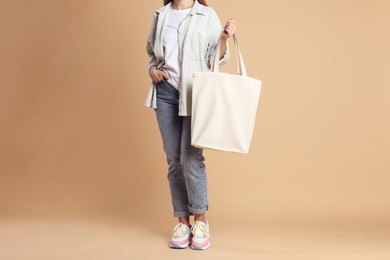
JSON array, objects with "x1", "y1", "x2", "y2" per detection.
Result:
[{"x1": 149, "y1": 66, "x2": 170, "y2": 83}]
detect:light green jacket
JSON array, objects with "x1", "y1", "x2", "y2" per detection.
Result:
[{"x1": 144, "y1": 0, "x2": 230, "y2": 116}]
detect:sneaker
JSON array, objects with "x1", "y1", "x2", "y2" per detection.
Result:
[
  {"x1": 190, "y1": 220, "x2": 211, "y2": 250},
  {"x1": 169, "y1": 223, "x2": 191, "y2": 249}
]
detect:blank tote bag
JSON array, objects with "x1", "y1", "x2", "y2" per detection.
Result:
[{"x1": 191, "y1": 32, "x2": 262, "y2": 154}]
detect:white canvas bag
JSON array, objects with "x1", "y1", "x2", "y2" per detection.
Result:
[{"x1": 191, "y1": 32, "x2": 262, "y2": 154}]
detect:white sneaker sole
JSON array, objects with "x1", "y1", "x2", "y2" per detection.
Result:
[
  {"x1": 169, "y1": 241, "x2": 189, "y2": 249},
  {"x1": 190, "y1": 240, "x2": 210, "y2": 250}
]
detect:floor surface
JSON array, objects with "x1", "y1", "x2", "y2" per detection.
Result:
[{"x1": 0, "y1": 216, "x2": 389, "y2": 260}]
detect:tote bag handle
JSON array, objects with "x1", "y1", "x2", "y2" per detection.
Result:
[{"x1": 211, "y1": 31, "x2": 247, "y2": 77}]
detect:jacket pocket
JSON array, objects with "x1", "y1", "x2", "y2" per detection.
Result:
[{"x1": 188, "y1": 31, "x2": 204, "y2": 61}]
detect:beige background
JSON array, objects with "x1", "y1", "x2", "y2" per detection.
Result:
[{"x1": 0, "y1": 0, "x2": 389, "y2": 259}]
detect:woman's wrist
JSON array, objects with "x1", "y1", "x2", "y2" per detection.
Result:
[{"x1": 149, "y1": 65, "x2": 157, "y2": 74}]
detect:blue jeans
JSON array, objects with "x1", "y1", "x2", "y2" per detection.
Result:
[{"x1": 154, "y1": 79, "x2": 208, "y2": 218}]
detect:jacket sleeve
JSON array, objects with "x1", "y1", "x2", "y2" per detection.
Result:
[
  {"x1": 205, "y1": 9, "x2": 230, "y2": 70},
  {"x1": 146, "y1": 15, "x2": 158, "y2": 74}
]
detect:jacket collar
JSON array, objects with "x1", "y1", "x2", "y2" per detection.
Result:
[{"x1": 155, "y1": 0, "x2": 206, "y2": 16}]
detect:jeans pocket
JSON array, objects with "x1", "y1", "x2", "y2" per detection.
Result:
[
  {"x1": 156, "y1": 79, "x2": 164, "y2": 86},
  {"x1": 156, "y1": 79, "x2": 178, "y2": 104},
  {"x1": 156, "y1": 79, "x2": 168, "y2": 96}
]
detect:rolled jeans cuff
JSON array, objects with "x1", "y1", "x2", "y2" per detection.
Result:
[
  {"x1": 174, "y1": 210, "x2": 193, "y2": 218},
  {"x1": 189, "y1": 205, "x2": 208, "y2": 215}
]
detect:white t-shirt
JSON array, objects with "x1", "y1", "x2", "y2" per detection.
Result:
[{"x1": 162, "y1": 6, "x2": 192, "y2": 90}]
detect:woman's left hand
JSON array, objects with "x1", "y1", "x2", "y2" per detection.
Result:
[{"x1": 221, "y1": 19, "x2": 237, "y2": 38}]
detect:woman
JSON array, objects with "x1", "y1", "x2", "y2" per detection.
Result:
[{"x1": 144, "y1": 0, "x2": 236, "y2": 250}]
